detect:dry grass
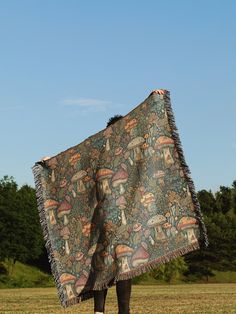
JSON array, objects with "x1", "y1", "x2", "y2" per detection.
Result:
[{"x1": 0, "y1": 283, "x2": 235, "y2": 313}]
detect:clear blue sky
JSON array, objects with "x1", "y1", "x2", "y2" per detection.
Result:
[{"x1": 0, "y1": 0, "x2": 235, "y2": 193}]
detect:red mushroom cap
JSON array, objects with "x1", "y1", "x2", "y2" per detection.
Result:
[
  {"x1": 133, "y1": 222, "x2": 142, "y2": 232},
  {"x1": 131, "y1": 245, "x2": 149, "y2": 267},
  {"x1": 75, "y1": 273, "x2": 88, "y2": 289},
  {"x1": 57, "y1": 200, "x2": 72, "y2": 218},
  {"x1": 112, "y1": 166, "x2": 128, "y2": 187},
  {"x1": 116, "y1": 195, "x2": 127, "y2": 208}
]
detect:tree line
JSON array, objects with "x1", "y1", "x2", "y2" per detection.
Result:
[{"x1": 0, "y1": 175, "x2": 235, "y2": 283}]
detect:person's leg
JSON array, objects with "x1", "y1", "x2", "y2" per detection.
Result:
[
  {"x1": 93, "y1": 288, "x2": 108, "y2": 314},
  {"x1": 116, "y1": 279, "x2": 132, "y2": 314}
]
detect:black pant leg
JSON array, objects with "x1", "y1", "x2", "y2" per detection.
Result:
[
  {"x1": 93, "y1": 288, "x2": 108, "y2": 312},
  {"x1": 116, "y1": 279, "x2": 132, "y2": 314}
]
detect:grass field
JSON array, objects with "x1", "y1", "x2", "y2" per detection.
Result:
[{"x1": 0, "y1": 283, "x2": 235, "y2": 313}]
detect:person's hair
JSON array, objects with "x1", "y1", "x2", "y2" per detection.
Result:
[{"x1": 106, "y1": 114, "x2": 123, "y2": 127}]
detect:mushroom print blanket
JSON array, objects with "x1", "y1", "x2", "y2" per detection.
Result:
[{"x1": 32, "y1": 89, "x2": 209, "y2": 308}]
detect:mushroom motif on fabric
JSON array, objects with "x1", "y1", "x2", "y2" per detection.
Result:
[
  {"x1": 116, "y1": 195, "x2": 127, "y2": 225},
  {"x1": 132, "y1": 222, "x2": 143, "y2": 245},
  {"x1": 113, "y1": 146, "x2": 124, "y2": 168},
  {"x1": 75, "y1": 251, "x2": 84, "y2": 262},
  {"x1": 60, "y1": 226, "x2": 71, "y2": 255},
  {"x1": 59, "y1": 273, "x2": 77, "y2": 300},
  {"x1": 124, "y1": 150, "x2": 134, "y2": 166},
  {"x1": 115, "y1": 244, "x2": 134, "y2": 273},
  {"x1": 177, "y1": 216, "x2": 198, "y2": 244},
  {"x1": 131, "y1": 242, "x2": 150, "y2": 267},
  {"x1": 143, "y1": 226, "x2": 155, "y2": 245},
  {"x1": 68, "y1": 153, "x2": 81, "y2": 170},
  {"x1": 154, "y1": 170, "x2": 165, "y2": 186},
  {"x1": 103, "y1": 126, "x2": 113, "y2": 151},
  {"x1": 57, "y1": 200, "x2": 72, "y2": 225},
  {"x1": 47, "y1": 157, "x2": 58, "y2": 182},
  {"x1": 96, "y1": 168, "x2": 114, "y2": 197},
  {"x1": 99, "y1": 250, "x2": 114, "y2": 268},
  {"x1": 44, "y1": 199, "x2": 58, "y2": 225},
  {"x1": 162, "y1": 222, "x2": 172, "y2": 237},
  {"x1": 59, "y1": 177, "x2": 67, "y2": 188},
  {"x1": 74, "y1": 270, "x2": 89, "y2": 294},
  {"x1": 104, "y1": 252, "x2": 114, "y2": 266},
  {"x1": 155, "y1": 136, "x2": 175, "y2": 167},
  {"x1": 124, "y1": 118, "x2": 138, "y2": 137},
  {"x1": 147, "y1": 214, "x2": 167, "y2": 241},
  {"x1": 140, "y1": 192, "x2": 155, "y2": 212},
  {"x1": 71, "y1": 170, "x2": 87, "y2": 194},
  {"x1": 127, "y1": 136, "x2": 145, "y2": 162},
  {"x1": 115, "y1": 146, "x2": 123, "y2": 156},
  {"x1": 112, "y1": 163, "x2": 128, "y2": 195}
]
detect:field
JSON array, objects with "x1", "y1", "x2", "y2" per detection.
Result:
[{"x1": 0, "y1": 283, "x2": 235, "y2": 313}]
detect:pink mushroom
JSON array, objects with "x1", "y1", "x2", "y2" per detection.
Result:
[
  {"x1": 47, "y1": 157, "x2": 58, "y2": 183},
  {"x1": 131, "y1": 242, "x2": 150, "y2": 267},
  {"x1": 132, "y1": 222, "x2": 143, "y2": 245},
  {"x1": 112, "y1": 163, "x2": 128, "y2": 195},
  {"x1": 74, "y1": 270, "x2": 89, "y2": 294},
  {"x1": 57, "y1": 200, "x2": 72, "y2": 225}
]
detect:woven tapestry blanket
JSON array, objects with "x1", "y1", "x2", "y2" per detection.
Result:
[{"x1": 32, "y1": 89, "x2": 209, "y2": 308}]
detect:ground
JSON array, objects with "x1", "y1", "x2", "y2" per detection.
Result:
[{"x1": 0, "y1": 283, "x2": 235, "y2": 313}]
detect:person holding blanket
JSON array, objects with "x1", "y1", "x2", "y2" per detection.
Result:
[
  {"x1": 37, "y1": 89, "x2": 208, "y2": 313},
  {"x1": 41, "y1": 114, "x2": 132, "y2": 314},
  {"x1": 92, "y1": 114, "x2": 132, "y2": 314}
]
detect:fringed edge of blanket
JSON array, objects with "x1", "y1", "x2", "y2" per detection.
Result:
[
  {"x1": 31, "y1": 163, "x2": 114, "y2": 308},
  {"x1": 115, "y1": 241, "x2": 200, "y2": 282},
  {"x1": 63, "y1": 241, "x2": 202, "y2": 307},
  {"x1": 32, "y1": 163, "x2": 67, "y2": 308},
  {"x1": 162, "y1": 91, "x2": 209, "y2": 248}
]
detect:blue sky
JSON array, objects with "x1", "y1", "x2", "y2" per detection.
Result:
[{"x1": 0, "y1": 0, "x2": 235, "y2": 193}]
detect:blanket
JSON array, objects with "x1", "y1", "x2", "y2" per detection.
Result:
[{"x1": 32, "y1": 89, "x2": 209, "y2": 308}]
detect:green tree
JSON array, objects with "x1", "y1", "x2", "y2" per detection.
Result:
[
  {"x1": 184, "y1": 182, "x2": 236, "y2": 281},
  {"x1": 0, "y1": 176, "x2": 44, "y2": 275},
  {"x1": 16, "y1": 184, "x2": 44, "y2": 262},
  {"x1": 197, "y1": 189, "x2": 216, "y2": 215},
  {"x1": 231, "y1": 180, "x2": 236, "y2": 214},
  {"x1": 215, "y1": 186, "x2": 232, "y2": 214},
  {"x1": 0, "y1": 175, "x2": 19, "y2": 268},
  {"x1": 151, "y1": 257, "x2": 188, "y2": 283}
]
